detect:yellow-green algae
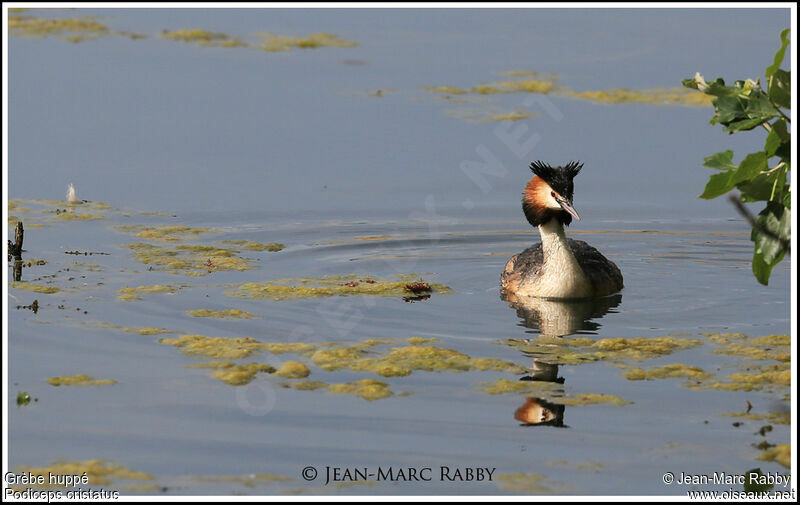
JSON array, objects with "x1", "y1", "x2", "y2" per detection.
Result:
[
  {"x1": 274, "y1": 361, "x2": 311, "y2": 379},
  {"x1": 132, "y1": 225, "x2": 213, "y2": 242},
  {"x1": 160, "y1": 335, "x2": 270, "y2": 360},
  {"x1": 479, "y1": 378, "x2": 560, "y2": 395},
  {"x1": 211, "y1": 364, "x2": 275, "y2": 386},
  {"x1": 256, "y1": 32, "x2": 358, "y2": 52},
  {"x1": 327, "y1": 379, "x2": 394, "y2": 401},
  {"x1": 495, "y1": 473, "x2": 570, "y2": 493},
  {"x1": 618, "y1": 363, "x2": 712, "y2": 381},
  {"x1": 96, "y1": 322, "x2": 175, "y2": 335},
  {"x1": 481, "y1": 111, "x2": 535, "y2": 122},
  {"x1": 161, "y1": 29, "x2": 247, "y2": 48},
  {"x1": 15, "y1": 460, "x2": 152, "y2": 486},
  {"x1": 560, "y1": 87, "x2": 712, "y2": 106},
  {"x1": 503, "y1": 335, "x2": 702, "y2": 365},
  {"x1": 705, "y1": 333, "x2": 790, "y2": 362},
  {"x1": 757, "y1": 444, "x2": 790, "y2": 469},
  {"x1": 46, "y1": 374, "x2": 116, "y2": 387},
  {"x1": 280, "y1": 378, "x2": 394, "y2": 400},
  {"x1": 8, "y1": 14, "x2": 110, "y2": 42},
  {"x1": 187, "y1": 361, "x2": 276, "y2": 386},
  {"x1": 9, "y1": 282, "x2": 59, "y2": 294},
  {"x1": 225, "y1": 274, "x2": 451, "y2": 300},
  {"x1": 117, "y1": 284, "x2": 179, "y2": 301},
  {"x1": 55, "y1": 210, "x2": 105, "y2": 220},
  {"x1": 186, "y1": 309, "x2": 260, "y2": 319},
  {"x1": 220, "y1": 239, "x2": 284, "y2": 252},
  {"x1": 310, "y1": 343, "x2": 527, "y2": 377},
  {"x1": 495, "y1": 78, "x2": 557, "y2": 94},
  {"x1": 123, "y1": 242, "x2": 254, "y2": 276},
  {"x1": 478, "y1": 379, "x2": 631, "y2": 405},
  {"x1": 722, "y1": 410, "x2": 790, "y2": 425},
  {"x1": 687, "y1": 333, "x2": 791, "y2": 392}
]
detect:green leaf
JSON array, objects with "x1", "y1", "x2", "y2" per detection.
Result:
[
  {"x1": 750, "y1": 201, "x2": 790, "y2": 284},
  {"x1": 703, "y1": 150, "x2": 736, "y2": 171},
  {"x1": 738, "y1": 170, "x2": 787, "y2": 203},
  {"x1": 768, "y1": 69, "x2": 790, "y2": 109},
  {"x1": 732, "y1": 152, "x2": 767, "y2": 184},
  {"x1": 765, "y1": 28, "x2": 790, "y2": 78},
  {"x1": 712, "y1": 94, "x2": 778, "y2": 133},
  {"x1": 699, "y1": 171, "x2": 736, "y2": 199}
]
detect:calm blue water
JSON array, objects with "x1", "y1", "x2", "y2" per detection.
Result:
[{"x1": 6, "y1": 6, "x2": 793, "y2": 497}]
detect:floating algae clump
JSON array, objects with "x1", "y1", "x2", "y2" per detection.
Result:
[
  {"x1": 274, "y1": 361, "x2": 311, "y2": 379},
  {"x1": 161, "y1": 29, "x2": 247, "y2": 47},
  {"x1": 161, "y1": 334, "x2": 317, "y2": 360},
  {"x1": 310, "y1": 343, "x2": 526, "y2": 377},
  {"x1": 688, "y1": 333, "x2": 791, "y2": 392},
  {"x1": 10, "y1": 282, "x2": 59, "y2": 294},
  {"x1": 723, "y1": 410, "x2": 790, "y2": 425},
  {"x1": 160, "y1": 335, "x2": 268, "y2": 360},
  {"x1": 423, "y1": 85, "x2": 469, "y2": 95},
  {"x1": 225, "y1": 274, "x2": 451, "y2": 300},
  {"x1": 8, "y1": 14, "x2": 110, "y2": 42},
  {"x1": 281, "y1": 380, "x2": 329, "y2": 391},
  {"x1": 560, "y1": 87, "x2": 712, "y2": 107},
  {"x1": 690, "y1": 367, "x2": 791, "y2": 392},
  {"x1": 280, "y1": 379, "x2": 394, "y2": 400},
  {"x1": 262, "y1": 342, "x2": 316, "y2": 354},
  {"x1": 133, "y1": 225, "x2": 213, "y2": 242},
  {"x1": 256, "y1": 32, "x2": 358, "y2": 52},
  {"x1": 46, "y1": 374, "x2": 116, "y2": 386},
  {"x1": 220, "y1": 239, "x2": 284, "y2": 252},
  {"x1": 123, "y1": 242, "x2": 254, "y2": 275},
  {"x1": 495, "y1": 78, "x2": 557, "y2": 94},
  {"x1": 479, "y1": 379, "x2": 560, "y2": 395},
  {"x1": 478, "y1": 379, "x2": 631, "y2": 406},
  {"x1": 503, "y1": 336, "x2": 702, "y2": 365},
  {"x1": 757, "y1": 444, "x2": 790, "y2": 468},
  {"x1": 211, "y1": 363, "x2": 275, "y2": 386},
  {"x1": 619, "y1": 363, "x2": 712, "y2": 381},
  {"x1": 705, "y1": 333, "x2": 790, "y2": 363},
  {"x1": 96, "y1": 322, "x2": 175, "y2": 336},
  {"x1": 117, "y1": 284, "x2": 179, "y2": 301},
  {"x1": 328, "y1": 379, "x2": 394, "y2": 401},
  {"x1": 187, "y1": 361, "x2": 276, "y2": 385},
  {"x1": 16, "y1": 460, "x2": 152, "y2": 486},
  {"x1": 187, "y1": 309, "x2": 260, "y2": 319}
]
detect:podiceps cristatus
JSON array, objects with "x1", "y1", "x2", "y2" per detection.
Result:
[{"x1": 500, "y1": 161, "x2": 623, "y2": 299}]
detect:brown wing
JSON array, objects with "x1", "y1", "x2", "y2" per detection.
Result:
[{"x1": 568, "y1": 239, "x2": 624, "y2": 296}]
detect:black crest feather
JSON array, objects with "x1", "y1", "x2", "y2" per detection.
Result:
[{"x1": 529, "y1": 160, "x2": 583, "y2": 201}]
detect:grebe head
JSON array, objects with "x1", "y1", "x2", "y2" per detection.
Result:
[{"x1": 522, "y1": 160, "x2": 583, "y2": 227}]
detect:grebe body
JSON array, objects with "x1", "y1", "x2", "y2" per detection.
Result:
[{"x1": 500, "y1": 161, "x2": 623, "y2": 299}]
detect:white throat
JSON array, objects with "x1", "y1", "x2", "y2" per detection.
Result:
[{"x1": 535, "y1": 218, "x2": 592, "y2": 298}]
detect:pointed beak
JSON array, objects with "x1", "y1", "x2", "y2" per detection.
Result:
[{"x1": 557, "y1": 197, "x2": 581, "y2": 221}]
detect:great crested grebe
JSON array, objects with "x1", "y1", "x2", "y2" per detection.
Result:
[{"x1": 500, "y1": 161, "x2": 623, "y2": 299}]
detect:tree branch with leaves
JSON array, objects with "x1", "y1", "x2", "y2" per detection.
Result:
[{"x1": 683, "y1": 28, "x2": 791, "y2": 285}]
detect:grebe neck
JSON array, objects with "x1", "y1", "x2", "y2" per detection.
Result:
[{"x1": 535, "y1": 218, "x2": 592, "y2": 298}]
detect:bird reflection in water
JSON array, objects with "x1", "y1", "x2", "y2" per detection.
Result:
[{"x1": 502, "y1": 291, "x2": 622, "y2": 427}]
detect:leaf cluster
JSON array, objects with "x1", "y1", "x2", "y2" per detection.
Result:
[{"x1": 682, "y1": 29, "x2": 791, "y2": 284}]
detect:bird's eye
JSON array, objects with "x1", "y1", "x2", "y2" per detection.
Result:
[{"x1": 550, "y1": 191, "x2": 556, "y2": 198}]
